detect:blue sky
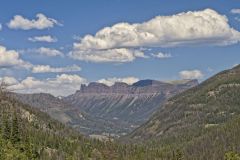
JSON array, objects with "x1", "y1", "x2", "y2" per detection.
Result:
[{"x1": 0, "y1": 0, "x2": 240, "y2": 96}]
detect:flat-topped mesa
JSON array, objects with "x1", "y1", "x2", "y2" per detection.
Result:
[
  {"x1": 78, "y1": 82, "x2": 132, "y2": 94},
  {"x1": 79, "y1": 82, "x2": 109, "y2": 93},
  {"x1": 76, "y1": 79, "x2": 199, "y2": 95}
]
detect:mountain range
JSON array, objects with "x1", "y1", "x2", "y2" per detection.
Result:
[{"x1": 13, "y1": 79, "x2": 198, "y2": 137}]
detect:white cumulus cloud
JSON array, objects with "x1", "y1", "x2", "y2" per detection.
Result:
[
  {"x1": 7, "y1": 13, "x2": 61, "y2": 30},
  {"x1": 32, "y1": 65, "x2": 81, "y2": 73},
  {"x1": 70, "y1": 48, "x2": 146, "y2": 63},
  {"x1": 74, "y1": 9, "x2": 240, "y2": 50},
  {"x1": 97, "y1": 77, "x2": 139, "y2": 86},
  {"x1": 28, "y1": 35, "x2": 57, "y2": 43},
  {"x1": 0, "y1": 76, "x2": 19, "y2": 85},
  {"x1": 7, "y1": 74, "x2": 87, "y2": 96},
  {"x1": 0, "y1": 45, "x2": 32, "y2": 69},
  {"x1": 30, "y1": 47, "x2": 64, "y2": 57},
  {"x1": 179, "y1": 70, "x2": 204, "y2": 79},
  {"x1": 71, "y1": 9, "x2": 240, "y2": 63}
]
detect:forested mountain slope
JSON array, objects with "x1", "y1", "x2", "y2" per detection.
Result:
[
  {"x1": 129, "y1": 65, "x2": 240, "y2": 140},
  {"x1": 121, "y1": 65, "x2": 240, "y2": 159}
]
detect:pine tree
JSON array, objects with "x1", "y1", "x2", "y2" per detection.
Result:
[
  {"x1": 11, "y1": 110, "x2": 20, "y2": 144},
  {"x1": 2, "y1": 110, "x2": 11, "y2": 140}
]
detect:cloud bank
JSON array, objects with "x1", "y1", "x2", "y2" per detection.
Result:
[
  {"x1": 70, "y1": 9, "x2": 240, "y2": 63},
  {"x1": 70, "y1": 48, "x2": 146, "y2": 63},
  {"x1": 32, "y1": 65, "x2": 81, "y2": 73},
  {"x1": 6, "y1": 74, "x2": 86, "y2": 96}
]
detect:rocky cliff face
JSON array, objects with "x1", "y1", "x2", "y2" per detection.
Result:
[
  {"x1": 77, "y1": 79, "x2": 198, "y2": 95},
  {"x1": 64, "y1": 79, "x2": 198, "y2": 136}
]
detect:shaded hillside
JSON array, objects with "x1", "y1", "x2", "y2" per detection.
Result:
[
  {"x1": 13, "y1": 93, "x2": 76, "y2": 124},
  {"x1": 64, "y1": 79, "x2": 198, "y2": 136},
  {"x1": 128, "y1": 65, "x2": 240, "y2": 141},
  {"x1": 13, "y1": 93, "x2": 126, "y2": 137}
]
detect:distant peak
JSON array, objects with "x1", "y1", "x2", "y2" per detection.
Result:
[{"x1": 132, "y1": 79, "x2": 165, "y2": 87}]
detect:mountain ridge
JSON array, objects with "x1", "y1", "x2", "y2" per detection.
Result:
[
  {"x1": 127, "y1": 65, "x2": 240, "y2": 141},
  {"x1": 75, "y1": 79, "x2": 198, "y2": 94}
]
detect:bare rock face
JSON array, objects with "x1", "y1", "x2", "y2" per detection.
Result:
[
  {"x1": 77, "y1": 79, "x2": 198, "y2": 95},
  {"x1": 64, "y1": 79, "x2": 198, "y2": 136},
  {"x1": 80, "y1": 83, "x2": 109, "y2": 93}
]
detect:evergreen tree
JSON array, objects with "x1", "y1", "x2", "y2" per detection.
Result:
[
  {"x1": 11, "y1": 110, "x2": 20, "y2": 144},
  {"x1": 2, "y1": 110, "x2": 11, "y2": 140}
]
